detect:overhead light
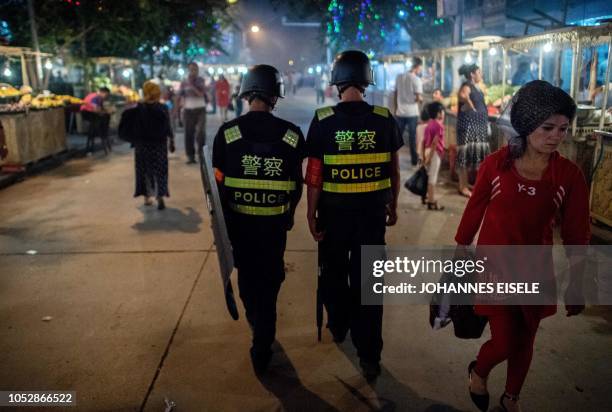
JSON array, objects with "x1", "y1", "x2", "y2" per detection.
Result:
[
  {"x1": 543, "y1": 42, "x2": 553, "y2": 53},
  {"x1": 44, "y1": 59, "x2": 53, "y2": 70},
  {"x1": 307, "y1": 67, "x2": 314, "y2": 75},
  {"x1": 122, "y1": 69, "x2": 131, "y2": 79},
  {"x1": 465, "y1": 53, "x2": 473, "y2": 63},
  {"x1": 3, "y1": 66, "x2": 12, "y2": 77},
  {"x1": 217, "y1": 67, "x2": 224, "y2": 74},
  {"x1": 488, "y1": 48, "x2": 497, "y2": 56},
  {"x1": 177, "y1": 67, "x2": 185, "y2": 76},
  {"x1": 315, "y1": 65, "x2": 322, "y2": 73},
  {"x1": 239, "y1": 66, "x2": 248, "y2": 74},
  {"x1": 208, "y1": 67, "x2": 215, "y2": 75},
  {"x1": 288, "y1": 60, "x2": 294, "y2": 66},
  {"x1": 250, "y1": 25, "x2": 260, "y2": 33},
  {"x1": 227, "y1": 67, "x2": 235, "y2": 74}
]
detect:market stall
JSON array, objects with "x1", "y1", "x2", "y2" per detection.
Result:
[
  {"x1": 0, "y1": 46, "x2": 80, "y2": 170},
  {"x1": 496, "y1": 24, "x2": 612, "y2": 137},
  {"x1": 0, "y1": 82, "x2": 84, "y2": 170}
]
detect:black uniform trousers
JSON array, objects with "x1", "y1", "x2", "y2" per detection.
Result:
[
  {"x1": 318, "y1": 204, "x2": 386, "y2": 363},
  {"x1": 228, "y1": 214, "x2": 287, "y2": 359}
]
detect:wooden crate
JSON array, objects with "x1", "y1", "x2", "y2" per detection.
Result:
[{"x1": 590, "y1": 132, "x2": 612, "y2": 227}]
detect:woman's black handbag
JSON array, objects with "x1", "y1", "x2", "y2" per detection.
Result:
[
  {"x1": 449, "y1": 304, "x2": 488, "y2": 339},
  {"x1": 405, "y1": 166, "x2": 428, "y2": 197}
]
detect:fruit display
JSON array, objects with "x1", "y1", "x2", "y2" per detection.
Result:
[
  {"x1": 0, "y1": 83, "x2": 21, "y2": 98},
  {"x1": 0, "y1": 83, "x2": 22, "y2": 106},
  {"x1": 111, "y1": 85, "x2": 139, "y2": 103},
  {"x1": 0, "y1": 102, "x2": 27, "y2": 113},
  {"x1": 486, "y1": 84, "x2": 521, "y2": 107},
  {"x1": 0, "y1": 83, "x2": 85, "y2": 113}
]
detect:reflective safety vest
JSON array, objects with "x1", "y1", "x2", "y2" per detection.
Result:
[
  {"x1": 222, "y1": 124, "x2": 299, "y2": 216},
  {"x1": 316, "y1": 105, "x2": 392, "y2": 195}
]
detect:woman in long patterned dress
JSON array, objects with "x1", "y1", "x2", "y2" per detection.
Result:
[
  {"x1": 456, "y1": 64, "x2": 490, "y2": 197},
  {"x1": 130, "y1": 81, "x2": 175, "y2": 210}
]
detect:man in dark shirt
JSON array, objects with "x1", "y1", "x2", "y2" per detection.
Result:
[
  {"x1": 305, "y1": 50, "x2": 402, "y2": 380},
  {"x1": 212, "y1": 65, "x2": 305, "y2": 373}
]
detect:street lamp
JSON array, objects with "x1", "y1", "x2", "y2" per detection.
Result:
[{"x1": 250, "y1": 25, "x2": 260, "y2": 33}]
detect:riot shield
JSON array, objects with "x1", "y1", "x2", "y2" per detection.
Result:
[{"x1": 200, "y1": 145, "x2": 239, "y2": 320}]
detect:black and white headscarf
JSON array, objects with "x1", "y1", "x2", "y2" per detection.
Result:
[{"x1": 500, "y1": 80, "x2": 576, "y2": 164}]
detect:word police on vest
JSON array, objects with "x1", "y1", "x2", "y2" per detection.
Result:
[
  {"x1": 234, "y1": 192, "x2": 287, "y2": 204},
  {"x1": 331, "y1": 166, "x2": 382, "y2": 180}
]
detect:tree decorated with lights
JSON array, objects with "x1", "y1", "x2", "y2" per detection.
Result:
[
  {"x1": 326, "y1": 0, "x2": 451, "y2": 54},
  {"x1": 280, "y1": 0, "x2": 452, "y2": 56}
]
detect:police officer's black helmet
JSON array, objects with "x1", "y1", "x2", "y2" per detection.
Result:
[
  {"x1": 239, "y1": 64, "x2": 285, "y2": 99},
  {"x1": 330, "y1": 50, "x2": 375, "y2": 87}
]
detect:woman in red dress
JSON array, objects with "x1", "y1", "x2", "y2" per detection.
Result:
[
  {"x1": 215, "y1": 74, "x2": 231, "y2": 122},
  {"x1": 454, "y1": 81, "x2": 590, "y2": 412}
]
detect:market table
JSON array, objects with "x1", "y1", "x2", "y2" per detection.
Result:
[{"x1": 0, "y1": 107, "x2": 67, "y2": 170}]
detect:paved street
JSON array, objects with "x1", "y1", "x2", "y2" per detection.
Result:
[{"x1": 0, "y1": 89, "x2": 611, "y2": 412}]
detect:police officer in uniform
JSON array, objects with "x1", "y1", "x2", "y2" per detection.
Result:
[
  {"x1": 212, "y1": 65, "x2": 305, "y2": 373},
  {"x1": 305, "y1": 50, "x2": 402, "y2": 380}
]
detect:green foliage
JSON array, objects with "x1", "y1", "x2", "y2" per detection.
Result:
[
  {"x1": 276, "y1": 0, "x2": 452, "y2": 54},
  {"x1": 1, "y1": 0, "x2": 231, "y2": 61}
]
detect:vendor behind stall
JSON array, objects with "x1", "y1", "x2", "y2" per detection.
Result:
[{"x1": 81, "y1": 87, "x2": 111, "y2": 153}]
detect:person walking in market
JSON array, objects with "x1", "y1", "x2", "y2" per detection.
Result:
[
  {"x1": 455, "y1": 80, "x2": 590, "y2": 412},
  {"x1": 119, "y1": 81, "x2": 175, "y2": 210},
  {"x1": 305, "y1": 50, "x2": 402, "y2": 381},
  {"x1": 456, "y1": 63, "x2": 490, "y2": 197},
  {"x1": 212, "y1": 65, "x2": 305, "y2": 373},
  {"x1": 179, "y1": 62, "x2": 207, "y2": 164},
  {"x1": 394, "y1": 56, "x2": 423, "y2": 167},
  {"x1": 215, "y1": 74, "x2": 231, "y2": 122}
]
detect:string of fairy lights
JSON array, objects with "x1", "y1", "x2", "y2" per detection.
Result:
[{"x1": 326, "y1": 0, "x2": 444, "y2": 52}]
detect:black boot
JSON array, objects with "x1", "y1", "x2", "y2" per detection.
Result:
[
  {"x1": 359, "y1": 359, "x2": 381, "y2": 382},
  {"x1": 250, "y1": 347, "x2": 272, "y2": 374}
]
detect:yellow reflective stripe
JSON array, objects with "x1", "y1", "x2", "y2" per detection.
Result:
[
  {"x1": 229, "y1": 202, "x2": 290, "y2": 216},
  {"x1": 322, "y1": 178, "x2": 391, "y2": 193},
  {"x1": 323, "y1": 152, "x2": 391, "y2": 165},
  {"x1": 373, "y1": 106, "x2": 389, "y2": 118},
  {"x1": 224, "y1": 177, "x2": 296, "y2": 191}
]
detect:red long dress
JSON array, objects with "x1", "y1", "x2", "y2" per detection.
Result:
[
  {"x1": 455, "y1": 146, "x2": 591, "y2": 326},
  {"x1": 215, "y1": 78, "x2": 230, "y2": 108}
]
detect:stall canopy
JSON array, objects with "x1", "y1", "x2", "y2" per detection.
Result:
[{"x1": 0, "y1": 45, "x2": 52, "y2": 90}]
